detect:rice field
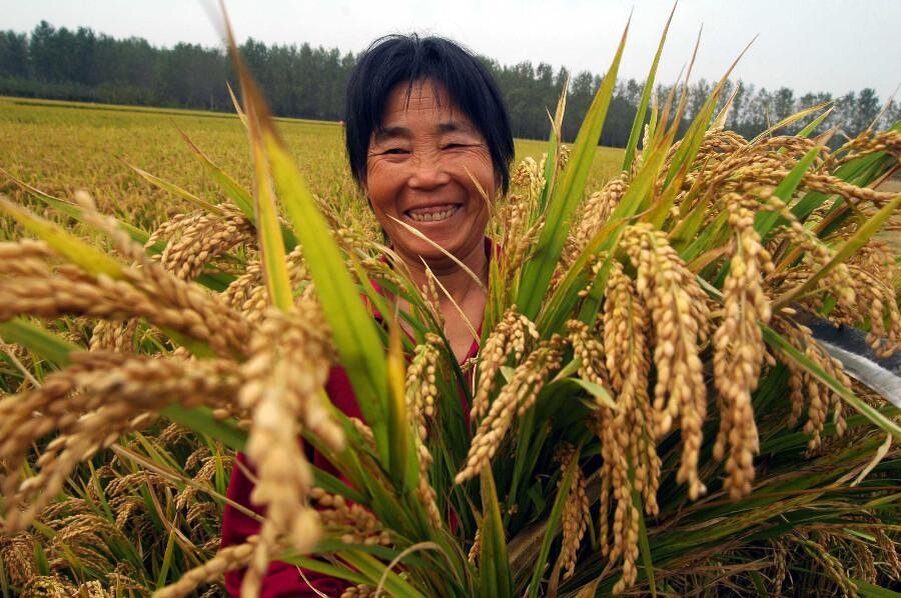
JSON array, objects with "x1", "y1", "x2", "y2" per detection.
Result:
[
  {"x1": 0, "y1": 95, "x2": 624, "y2": 238},
  {"x1": 0, "y1": 63, "x2": 899, "y2": 598}
]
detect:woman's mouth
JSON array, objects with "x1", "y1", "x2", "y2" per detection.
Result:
[{"x1": 406, "y1": 204, "x2": 460, "y2": 222}]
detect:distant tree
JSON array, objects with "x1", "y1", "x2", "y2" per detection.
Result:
[
  {"x1": 28, "y1": 21, "x2": 59, "y2": 81},
  {"x1": 848, "y1": 87, "x2": 881, "y2": 135},
  {"x1": 772, "y1": 86, "x2": 795, "y2": 126},
  {"x1": 0, "y1": 31, "x2": 28, "y2": 78}
]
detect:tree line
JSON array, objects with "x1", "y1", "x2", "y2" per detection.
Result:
[{"x1": 1, "y1": 21, "x2": 898, "y2": 144}]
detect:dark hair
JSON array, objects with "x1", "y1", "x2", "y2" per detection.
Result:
[{"x1": 345, "y1": 34, "x2": 514, "y2": 194}]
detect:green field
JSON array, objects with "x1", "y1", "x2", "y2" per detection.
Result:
[{"x1": 0, "y1": 95, "x2": 624, "y2": 238}]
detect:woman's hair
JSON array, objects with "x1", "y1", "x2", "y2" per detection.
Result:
[{"x1": 344, "y1": 34, "x2": 514, "y2": 194}]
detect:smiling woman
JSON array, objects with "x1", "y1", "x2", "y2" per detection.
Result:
[
  {"x1": 220, "y1": 33, "x2": 515, "y2": 596},
  {"x1": 344, "y1": 34, "x2": 514, "y2": 361},
  {"x1": 365, "y1": 81, "x2": 496, "y2": 271}
]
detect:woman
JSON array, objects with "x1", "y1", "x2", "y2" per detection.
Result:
[{"x1": 221, "y1": 33, "x2": 514, "y2": 596}]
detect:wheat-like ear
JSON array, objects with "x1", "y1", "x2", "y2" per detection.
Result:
[
  {"x1": 456, "y1": 334, "x2": 563, "y2": 484},
  {"x1": 154, "y1": 538, "x2": 259, "y2": 598},
  {"x1": 711, "y1": 194, "x2": 773, "y2": 499},
  {"x1": 599, "y1": 261, "x2": 653, "y2": 593},
  {"x1": 623, "y1": 222, "x2": 711, "y2": 500},
  {"x1": 237, "y1": 307, "x2": 342, "y2": 596}
]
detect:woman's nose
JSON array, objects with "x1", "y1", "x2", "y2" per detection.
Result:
[{"x1": 407, "y1": 154, "x2": 451, "y2": 189}]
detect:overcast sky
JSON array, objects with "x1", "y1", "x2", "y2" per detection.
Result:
[{"x1": 3, "y1": 0, "x2": 899, "y2": 100}]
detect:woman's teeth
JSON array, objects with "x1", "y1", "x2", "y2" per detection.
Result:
[{"x1": 407, "y1": 205, "x2": 458, "y2": 222}]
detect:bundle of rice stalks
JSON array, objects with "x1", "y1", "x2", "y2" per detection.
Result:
[{"x1": 1, "y1": 9, "x2": 899, "y2": 598}]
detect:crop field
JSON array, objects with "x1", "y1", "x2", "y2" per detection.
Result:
[
  {"x1": 0, "y1": 63, "x2": 898, "y2": 597},
  {"x1": 0, "y1": 96, "x2": 624, "y2": 239}
]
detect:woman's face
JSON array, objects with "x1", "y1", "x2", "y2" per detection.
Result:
[{"x1": 364, "y1": 79, "x2": 497, "y2": 267}]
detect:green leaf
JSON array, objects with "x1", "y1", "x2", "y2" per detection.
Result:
[
  {"x1": 517, "y1": 19, "x2": 629, "y2": 320},
  {"x1": 263, "y1": 133, "x2": 390, "y2": 459},
  {"x1": 154, "y1": 527, "x2": 177, "y2": 589},
  {"x1": 0, "y1": 167, "x2": 232, "y2": 292},
  {"x1": 796, "y1": 106, "x2": 833, "y2": 139},
  {"x1": 527, "y1": 454, "x2": 577, "y2": 598},
  {"x1": 623, "y1": 3, "x2": 675, "y2": 172},
  {"x1": 125, "y1": 161, "x2": 225, "y2": 215},
  {"x1": 0, "y1": 196, "x2": 124, "y2": 279},
  {"x1": 178, "y1": 128, "x2": 299, "y2": 250},
  {"x1": 570, "y1": 377, "x2": 617, "y2": 409},
  {"x1": 339, "y1": 550, "x2": 427, "y2": 598},
  {"x1": 755, "y1": 144, "x2": 823, "y2": 238},
  {"x1": 160, "y1": 405, "x2": 247, "y2": 452},
  {"x1": 536, "y1": 85, "x2": 566, "y2": 213},
  {"x1": 751, "y1": 101, "x2": 835, "y2": 143},
  {"x1": 0, "y1": 167, "x2": 154, "y2": 245},
  {"x1": 480, "y1": 466, "x2": 513, "y2": 598},
  {"x1": 634, "y1": 489, "x2": 657, "y2": 597},
  {"x1": 226, "y1": 40, "x2": 391, "y2": 464},
  {"x1": 177, "y1": 128, "x2": 255, "y2": 221},
  {"x1": 386, "y1": 321, "x2": 414, "y2": 490},
  {"x1": 249, "y1": 133, "x2": 294, "y2": 312},
  {"x1": 279, "y1": 555, "x2": 368, "y2": 586},
  {"x1": 0, "y1": 319, "x2": 79, "y2": 366},
  {"x1": 851, "y1": 578, "x2": 901, "y2": 598}
]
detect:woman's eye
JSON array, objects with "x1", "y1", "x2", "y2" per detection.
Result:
[
  {"x1": 442, "y1": 143, "x2": 467, "y2": 150},
  {"x1": 382, "y1": 148, "x2": 408, "y2": 155}
]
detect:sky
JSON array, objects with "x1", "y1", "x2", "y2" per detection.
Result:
[{"x1": 2, "y1": 0, "x2": 899, "y2": 100}]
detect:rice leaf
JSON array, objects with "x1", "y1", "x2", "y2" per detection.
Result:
[
  {"x1": 176, "y1": 128, "x2": 255, "y2": 222},
  {"x1": 480, "y1": 465, "x2": 513, "y2": 598},
  {"x1": 225, "y1": 21, "x2": 390, "y2": 464},
  {"x1": 796, "y1": 106, "x2": 833, "y2": 139},
  {"x1": 386, "y1": 319, "x2": 414, "y2": 490},
  {"x1": 851, "y1": 577, "x2": 901, "y2": 597},
  {"x1": 0, "y1": 195, "x2": 124, "y2": 279},
  {"x1": 517, "y1": 19, "x2": 629, "y2": 320},
  {"x1": 634, "y1": 489, "x2": 657, "y2": 597},
  {"x1": 526, "y1": 454, "x2": 578, "y2": 598},
  {"x1": 536, "y1": 83, "x2": 567, "y2": 213},
  {"x1": 755, "y1": 143, "x2": 823, "y2": 238},
  {"x1": 0, "y1": 167, "x2": 155, "y2": 245},
  {"x1": 623, "y1": 3, "x2": 675, "y2": 172},
  {"x1": 751, "y1": 101, "x2": 836, "y2": 143},
  {"x1": 160, "y1": 405, "x2": 247, "y2": 452},
  {"x1": 249, "y1": 131, "x2": 294, "y2": 312},
  {"x1": 762, "y1": 325, "x2": 900, "y2": 439},
  {"x1": 124, "y1": 161, "x2": 225, "y2": 215},
  {"x1": 0, "y1": 318, "x2": 78, "y2": 366},
  {"x1": 339, "y1": 550, "x2": 427, "y2": 597},
  {"x1": 570, "y1": 377, "x2": 617, "y2": 409},
  {"x1": 265, "y1": 131, "x2": 391, "y2": 457},
  {"x1": 154, "y1": 527, "x2": 177, "y2": 590},
  {"x1": 226, "y1": 81, "x2": 248, "y2": 127},
  {"x1": 1, "y1": 167, "x2": 232, "y2": 291}
]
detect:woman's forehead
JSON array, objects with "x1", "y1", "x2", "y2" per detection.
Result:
[{"x1": 382, "y1": 79, "x2": 464, "y2": 120}]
